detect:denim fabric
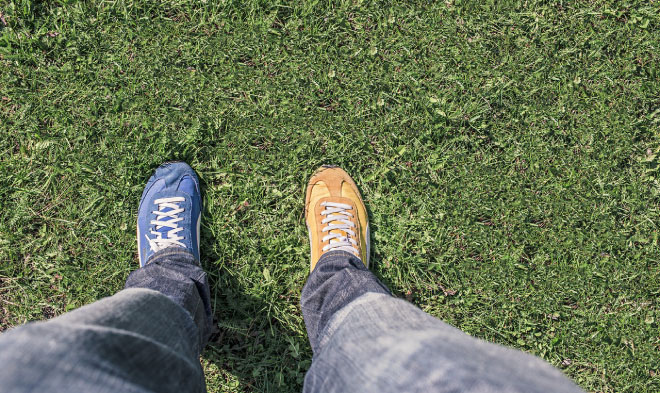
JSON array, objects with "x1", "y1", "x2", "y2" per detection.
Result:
[
  {"x1": 301, "y1": 250, "x2": 390, "y2": 352},
  {"x1": 125, "y1": 248, "x2": 213, "y2": 349},
  {"x1": 0, "y1": 248, "x2": 211, "y2": 393},
  {"x1": 0, "y1": 288, "x2": 206, "y2": 393},
  {"x1": 301, "y1": 251, "x2": 584, "y2": 393}
]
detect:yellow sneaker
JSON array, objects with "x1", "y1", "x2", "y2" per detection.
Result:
[{"x1": 305, "y1": 165, "x2": 370, "y2": 271}]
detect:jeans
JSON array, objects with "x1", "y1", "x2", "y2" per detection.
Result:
[
  {"x1": 0, "y1": 250, "x2": 584, "y2": 393},
  {"x1": 301, "y1": 252, "x2": 583, "y2": 393}
]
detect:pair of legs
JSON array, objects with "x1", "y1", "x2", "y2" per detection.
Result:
[
  {"x1": 0, "y1": 163, "x2": 584, "y2": 392},
  {"x1": 0, "y1": 249, "x2": 582, "y2": 392}
]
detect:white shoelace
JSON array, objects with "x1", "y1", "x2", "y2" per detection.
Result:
[
  {"x1": 145, "y1": 197, "x2": 186, "y2": 252},
  {"x1": 321, "y1": 201, "x2": 359, "y2": 255}
]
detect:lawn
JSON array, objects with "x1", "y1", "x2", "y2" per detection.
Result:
[{"x1": 1, "y1": 0, "x2": 659, "y2": 391}]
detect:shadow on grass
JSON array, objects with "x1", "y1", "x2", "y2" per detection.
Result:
[{"x1": 198, "y1": 230, "x2": 311, "y2": 393}]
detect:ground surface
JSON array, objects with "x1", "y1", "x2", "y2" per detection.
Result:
[{"x1": 1, "y1": 0, "x2": 659, "y2": 391}]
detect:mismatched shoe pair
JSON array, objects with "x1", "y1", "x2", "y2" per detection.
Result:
[{"x1": 137, "y1": 162, "x2": 369, "y2": 271}]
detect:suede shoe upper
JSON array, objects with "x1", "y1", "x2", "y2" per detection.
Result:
[
  {"x1": 137, "y1": 162, "x2": 202, "y2": 266},
  {"x1": 305, "y1": 165, "x2": 370, "y2": 271}
]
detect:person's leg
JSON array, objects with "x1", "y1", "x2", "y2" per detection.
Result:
[
  {"x1": 301, "y1": 165, "x2": 584, "y2": 393},
  {"x1": 0, "y1": 249, "x2": 211, "y2": 393},
  {"x1": 301, "y1": 251, "x2": 584, "y2": 393},
  {"x1": 300, "y1": 250, "x2": 390, "y2": 353},
  {"x1": 0, "y1": 162, "x2": 212, "y2": 393},
  {"x1": 125, "y1": 248, "x2": 213, "y2": 351}
]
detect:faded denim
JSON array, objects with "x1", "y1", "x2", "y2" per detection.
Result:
[
  {"x1": 124, "y1": 248, "x2": 213, "y2": 350},
  {"x1": 0, "y1": 248, "x2": 211, "y2": 393},
  {"x1": 301, "y1": 251, "x2": 584, "y2": 393}
]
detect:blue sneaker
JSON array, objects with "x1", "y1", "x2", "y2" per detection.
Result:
[{"x1": 137, "y1": 161, "x2": 202, "y2": 266}]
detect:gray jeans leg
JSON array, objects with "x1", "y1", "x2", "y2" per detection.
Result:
[
  {"x1": 301, "y1": 251, "x2": 390, "y2": 352},
  {"x1": 125, "y1": 248, "x2": 213, "y2": 349},
  {"x1": 0, "y1": 288, "x2": 206, "y2": 393},
  {"x1": 302, "y1": 253, "x2": 584, "y2": 393},
  {"x1": 0, "y1": 249, "x2": 211, "y2": 393}
]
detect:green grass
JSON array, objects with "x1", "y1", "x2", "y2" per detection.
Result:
[{"x1": 1, "y1": 0, "x2": 659, "y2": 391}]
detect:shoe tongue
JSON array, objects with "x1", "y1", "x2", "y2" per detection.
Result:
[
  {"x1": 155, "y1": 176, "x2": 194, "y2": 237},
  {"x1": 156, "y1": 205, "x2": 175, "y2": 237}
]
